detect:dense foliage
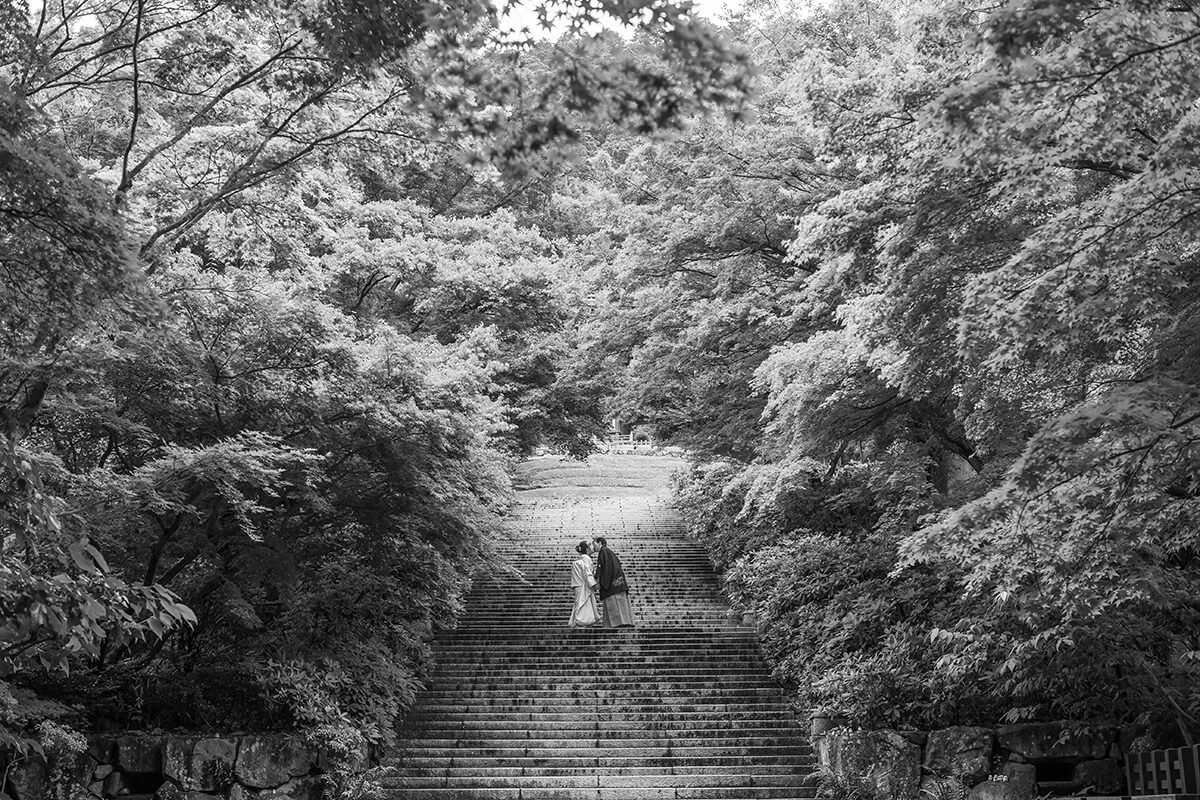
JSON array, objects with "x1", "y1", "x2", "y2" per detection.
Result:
[
  {"x1": 8, "y1": 0, "x2": 1200, "y2": 761},
  {"x1": 0, "y1": 0, "x2": 749, "y2": 754},
  {"x1": 576, "y1": 0, "x2": 1200, "y2": 746}
]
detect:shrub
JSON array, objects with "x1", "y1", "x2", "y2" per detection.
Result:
[{"x1": 675, "y1": 453, "x2": 1009, "y2": 728}]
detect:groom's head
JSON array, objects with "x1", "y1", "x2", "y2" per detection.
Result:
[{"x1": 593, "y1": 536, "x2": 607, "y2": 549}]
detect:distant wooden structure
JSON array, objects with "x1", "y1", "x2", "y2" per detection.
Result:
[{"x1": 608, "y1": 417, "x2": 652, "y2": 446}]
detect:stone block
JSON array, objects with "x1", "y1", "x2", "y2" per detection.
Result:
[
  {"x1": 1000, "y1": 760, "x2": 1036, "y2": 799},
  {"x1": 968, "y1": 779, "x2": 1026, "y2": 800},
  {"x1": 152, "y1": 781, "x2": 184, "y2": 800},
  {"x1": 162, "y1": 740, "x2": 236, "y2": 792},
  {"x1": 6, "y1": 757, "x2": 50, "y2": 800},
  {"x1": 1073, "y1": 758, "x2": 1125, "y2": 795},
  {"x1": 821, "y1": 729, "x2": 920, "y2": 800},
  {"x1": 924, "y1": 726, "x2": 994, "y2": 784},
  {"x1": 86, "y1": 739, "x2": 117, "y2": 766},
  {"x1": 918, "y1": 776, "x2": 969, "y2": 799},
  {"x1": 256, "y1": 778, "x2": 322, "y2": 800},
  {"x1": 814, "y1": 733, "x2": 834, "y2": 774},
  {"x1": 49, "y1": 750, "x2": 94, "y2": 791},
  {"x1": 160, "y1": 741, "x2": 191, "y2": 787},
  {"x1": 996, "y1": 722, "x2": 1110, "y2": 762},
  {"x1": 234, "y1": 737, "x2": 314, "y2": 789},
  {"x1": 810, "y1": 715, "x2": 848, "y2": 738},
  {"x1": 91, "y1": 768, "x2": 113, "y2": 783},
  {"x1": 101, "y1": 772, "x2": 126, "y2": 797},
  {"x1": 51, "y1": 780, "x2": 95, "y2": 800},
  {"x1": 116, "y1": 739, "x2": 163, "y2": 774}
]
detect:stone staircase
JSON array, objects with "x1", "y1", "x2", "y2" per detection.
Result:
[{"x1": 381, "y1": 454, "x2": 816, "y2": 799}]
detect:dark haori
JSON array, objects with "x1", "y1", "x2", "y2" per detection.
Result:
[{"x1": 593, "y1": 536, "x2": 635, "y2": 628}]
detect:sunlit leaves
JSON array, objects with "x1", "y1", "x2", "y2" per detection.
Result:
[
  {"x1": 0, "y1": 88, "x2": 149, "y2": 394},
  {"x1": 642, "y1": 0, "x2": 1200, "y2": 736}
]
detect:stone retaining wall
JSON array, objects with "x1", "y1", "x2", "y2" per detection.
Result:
[
  {"x1": 1, "y1": 734, "x2": 371, "y2": 800},
  {"x1": 815, "y1": 722, "x2": 1127, "y2": 799}
]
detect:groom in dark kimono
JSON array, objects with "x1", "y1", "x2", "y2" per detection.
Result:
[{"x1": 593, "y1": 536, "x2": 635, "y2": 628}]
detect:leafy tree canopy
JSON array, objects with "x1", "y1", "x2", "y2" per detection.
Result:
[
  {"x1": 591, "y1": 0, "x2": 1200, "y2": 745},
  {"x1": 0, "y1": 0, "x2": 748, "y2": 753}
]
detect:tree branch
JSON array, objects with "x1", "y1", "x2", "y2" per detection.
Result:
[{"x1": 114, "y1": 0, "x2": 146, "y2": 208}]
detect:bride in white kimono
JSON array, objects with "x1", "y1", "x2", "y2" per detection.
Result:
[{"x1": 568, "y1": 541, "x2": 599, "y2": 627}]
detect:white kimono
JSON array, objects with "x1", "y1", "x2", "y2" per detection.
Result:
[{"x1": 568, "y1": 554, "x2": 599, "y2": 627}]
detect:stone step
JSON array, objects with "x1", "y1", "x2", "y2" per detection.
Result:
[
  {"x1": 383, "y1": 457, "x2": 809, "y2": 800},
  {"x1": 441, "y1": 637, "x2": 751, "y2": 643},
  {"x1": 430, "y1": 654, "x2": 765, "y2": 661},
  {"x1": 432, "y1": 644, "x2": 764, "y2": 652},
  {"x1": 451, "y1": 624, "x2": 738, "y2": 631},
  {"x1": 434, "y1": 637, "x2": 760, "y2": 645},
  {"x1": 417, "y1": 688, "x2": 784, "y2": 699},
  {"x1": 421, "y1": 673, "x2": 774, "y2": 682},
  {"x1": 437, "y1": 640, "x2": 757, "y2": 647},
  {"x1": 476, "y1": 568, "x2": 716, "y2": 574},
  {"x1": 426, "y1": 662, "x2": 772, "y2": 670},
  {"x1": 431, "y1": 658, "x2": 765, "y2": 667},
  {"x1": 427, "y1": 651, "x2": 768, "y2": 659},
  {"x1": 393, "y1": 738, "x2": 806, "y2": 753},
  {"x1": 424, "y1": 660, "x2": 772, "y2": 669},
  {"x1": 470, "y1": 579, "x2": 719, "y2": 586},
  {"x1": 432, "y1": 644, "x2": 763, "y2": 651},
  {"x1": 401, "y1": 713, "x2": 798, "y2": 726},
  {"x1": 442, "y1": 627, "x2": 755, "y2": 634},
  {"x1": 408, "y1": 705, "x2": 792, "y2": 719},
  {"x1": 409, "y1": 702, "x2": 792, "y2": 713},
  {"x1": 402, "y1": 715, "x2": 802, "y2": 727},
  {"x1": 435, "y1": 632, "x2": 758, "y2": 640},
  {"x1": 470, "y1": 569, "x2": 732, "y2": 576},
  {"x1": 424, "y1": 671, "x2": 772, "y2": 679},
  {"x1": 429, "y1": 669, "x2": 773, "y2": 677},
  {"x1": 386, "y1": 765, "x2": 810, "y2": 778},
  {"x1": 469, "y1": 592, "x2": 720, "y2": 597},
  {"x1": 470, "y1": 581, "x2": 722, "y2": 586},
  {"x1": 458, "y1": 609, "x2": 730, "y2": 615},
  {"x1": 392, "y1": 741, "x2": 807, "y2": 754},
  {"x1": 383, "y1": 775, "x2": 810, "y2": 789},
  {"x1": 388, "y1": 759, "x2": 814, "y2": 773},
  {"x1": 468, "y1": 592, "x2": 720, "y2": 599},
  {"x1": 402, "y1": 722, "x2": 805, "y2": 734},
  {"x1": 432, "y1": 647, "x2": 765, "y2": 654},
  {"x1": 429, "y1": 661, "x2": 770, "y2": 669},
  {"x1": 436, "y1": 637, "x2": 759, "y2": 646},
  {"x1": 380, "y1": 788, "x2": 818, "y2": 799},
  {"x1": 456, "y1": 613, "x2": 733, "y2": 621},
  {"x1": 388, "y1": 756, "x2": 813, "y2": 771},
  {"x1": 423, "y1": 682, "x2": 778, "y2": 692},
  {"x1": 458, "y1": 608, "x2": 730, "y2": 615},
  {"x1": 477, "y1": 573, "x2": 714, "y2": 579},
  {"x1": 391, "y1": 740, "x2": 810, "y2": 753}
]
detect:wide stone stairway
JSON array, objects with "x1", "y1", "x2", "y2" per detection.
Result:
[{"x1": 381, "y1": 454, "x2": 816, "y2": 799}]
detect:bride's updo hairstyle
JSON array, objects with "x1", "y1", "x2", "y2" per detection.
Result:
[{"x1": 576, "y1": 541, "x2": 590, "y2": 555}]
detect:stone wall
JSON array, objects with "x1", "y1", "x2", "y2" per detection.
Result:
[
  {"x1": 1, "y1": 734, "x2": 371, "y2": 800},
  {"x1": 815, "y1": 722, "x2": 1128, "y2": 799}
]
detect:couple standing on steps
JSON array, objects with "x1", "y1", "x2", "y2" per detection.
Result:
[{"x1": 568, "y1": 536, "x2": 635, "y2": 628}]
